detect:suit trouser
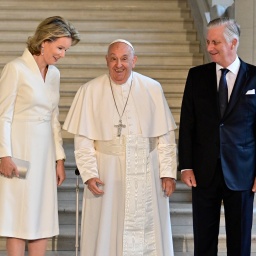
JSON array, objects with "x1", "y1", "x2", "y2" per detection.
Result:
[{"x1": 192, "y1": 160, "x2": 254, "y2": 256}]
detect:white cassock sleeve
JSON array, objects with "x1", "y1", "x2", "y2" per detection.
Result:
[
  {"x1": 74, "y1": 130, "x2": 178, "y2": 183},
  {"x1": 157, "y1": 130, "x2": 177, "y2": 179},
  {"x1": 74, "y1": 135, "x2": 99, "y2": 184},
  {"x1": 52, "y1": 106, "x2": 66, "y2": 161}
]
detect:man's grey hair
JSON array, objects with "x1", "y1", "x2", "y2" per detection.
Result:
[{"x1": 207, "y1": 17, "x2": 240, "y2": 44}]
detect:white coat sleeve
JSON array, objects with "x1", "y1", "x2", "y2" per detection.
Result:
[
  {"x1": 52, "y1": 105, "x2": 66, "y2": 161},
  {"x1": 0, "y1": 62, "x2": 19, "y2": 157},
  {"x1": 157, "y1": 130, "x2": 177, "y2": 179},
  {"x1": 74, "y1": 134, "x2": 99, "y2": 184}
]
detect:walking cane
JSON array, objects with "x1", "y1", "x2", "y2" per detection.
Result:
[{"x1": 75, "y1": 167, "x2": 80, "y2": 256}]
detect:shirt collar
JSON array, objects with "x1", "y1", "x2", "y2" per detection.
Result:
[{"x1": 216, "y1": 56, "x2": 240, "y2": 75}]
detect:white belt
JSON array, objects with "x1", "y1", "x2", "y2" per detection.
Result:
[
  {"x1": 13, "y1": 115, "x2": 52, "y2": 122},
  {"x1": 94, "y1": 136, "x2": 157, "y2": 156}
]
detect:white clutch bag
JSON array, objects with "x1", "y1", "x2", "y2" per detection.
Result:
[{"x1": 0, "y1": 157, "x2": 30, "y2": 179}]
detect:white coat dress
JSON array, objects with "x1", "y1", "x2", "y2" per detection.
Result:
[{"x1": 0, "y1": 49, "x2": 65, "y2": 239}]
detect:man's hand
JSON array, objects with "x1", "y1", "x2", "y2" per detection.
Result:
[
  {"x1": 252, "y1": 177, "x2": 256, "y2": 192},
  {"x1": 181, "y1": 169, "x2": 197, "y2": 187},
  {"x1": 161, "y1": 177, "x2": 176, "y2": 197},
  {"x1": 87, "y1": 177, "x2": 104, "y2": 195}
]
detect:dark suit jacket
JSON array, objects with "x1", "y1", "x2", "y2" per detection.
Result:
[{"x1": 178, "y1": 60, "x2": 256, "y2": 190}]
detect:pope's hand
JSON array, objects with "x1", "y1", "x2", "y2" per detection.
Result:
[
  {"x1": 161, "y1": 177, "x2": 176, "y2": 197},
  {"x1": 87, "y1": 177, "x2": 104, "y2": 195}
]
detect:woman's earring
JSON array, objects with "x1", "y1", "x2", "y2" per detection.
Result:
[{"x1": 41, "y1": 47, "x2": 44, "y2": 56}]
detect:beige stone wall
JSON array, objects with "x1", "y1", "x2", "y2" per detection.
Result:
[{"x1": 235, "y1": 0, "x2": 256, "y2": 65}]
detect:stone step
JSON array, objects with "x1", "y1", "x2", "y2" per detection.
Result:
[
  {"x1": 0, "y1": 30, "x2": 197, "y2": 43},
  {"x1": 71, "y1": 41, "x2": 200, "y2": 54},
  {"x1": 0, "y1": 0, "x2": 189, "y2": 11},
  {"x1": 0, "y1": 9, "x2": 192, "y2": 22},
  {"x1": 0, "y1": 20, "x2": 195, "y2": 32},
  {"x1": 0, "y1": 8, "x2": 191, "y2": 21},
  {"x1": 0, "y1": 52, "x2": 203, "y2": 66},
  {"x1": 63, "y1": 139, "x2": 76, "y2": 163},
  {"x1": 0, "y1": 41, "x2": 201, "y2": 54},
  {"x1": 173, "y1": 224, "x2": 256, "y2": 253}
]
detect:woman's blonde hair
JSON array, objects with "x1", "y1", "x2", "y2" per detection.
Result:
[{"x1": 27, "y1": 16, "x2": 80, "y2": 55}]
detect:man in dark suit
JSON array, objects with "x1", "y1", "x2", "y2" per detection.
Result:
[{"x1": 179, "y1": 17, "x2": 256, "y2": 256}]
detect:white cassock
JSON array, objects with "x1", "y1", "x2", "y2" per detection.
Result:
[
  {"x1": 63, "y1": 72, "x2": 177, "y2": 256},
  {"x1": 0, "y1": 49, "x2": 65, "y2": 239}
]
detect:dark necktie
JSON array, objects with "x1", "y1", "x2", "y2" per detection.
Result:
[{"x1": 219, "y1": 68, "x2": 229, "y2": 117}]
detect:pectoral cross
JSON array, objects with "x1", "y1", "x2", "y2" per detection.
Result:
[{"x1": 114, "y1": 120, "x2": 126, "y2": 137}]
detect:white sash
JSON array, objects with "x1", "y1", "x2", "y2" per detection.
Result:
[{"x1": 123, "y1": 135, "x2": 157, "y2": 255}]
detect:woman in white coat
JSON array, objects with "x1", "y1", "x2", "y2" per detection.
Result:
[{"x1": 0, "y1": 16, "x2": 80, "y2": 256}]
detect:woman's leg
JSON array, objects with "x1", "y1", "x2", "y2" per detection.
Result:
[
  {"x1": 6, "y1": 238, "x2": 26, "y2": 256},
  {"x1": 28, "y1": 238, "x2": 48, "y2": 256}
]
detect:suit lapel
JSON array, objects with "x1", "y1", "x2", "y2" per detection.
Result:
[{"x1": 224, "y1": 61, "x2": 249, "y2": 118}]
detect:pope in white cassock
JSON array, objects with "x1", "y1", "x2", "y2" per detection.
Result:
[{"x1": 63, "y1": 39, "x2": 177, "y2": 256}]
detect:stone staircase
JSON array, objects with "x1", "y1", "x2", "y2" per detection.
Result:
[
  {"x1": 0, "y1": 0, "x2": 203, "y2": 139},
  {"x1": 1, "y1": 0, "x2": 245, "y2": 255}
]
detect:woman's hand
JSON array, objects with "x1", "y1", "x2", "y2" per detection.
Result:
[
  {"x1": 0, "y1": 157, "x2": 19, "y2": 178},
  {"x1": 56, "y1": 159, "x2": 66, "y2": 186}
]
